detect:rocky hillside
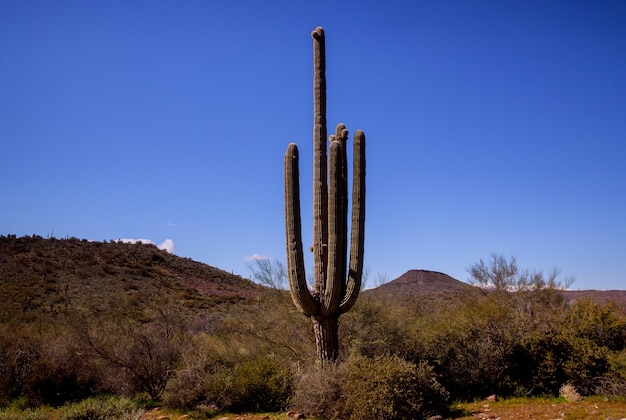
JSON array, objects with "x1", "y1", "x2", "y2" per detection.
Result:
[
  {"x1": 372, "y1": 269, "x2": 484, "y2": 298},
  {"x1": 0, "y1": 235, "x2": 266, "y2": 322},
  {"x1": 562, "y1": 289, "x2": 626, "y2": 307}
]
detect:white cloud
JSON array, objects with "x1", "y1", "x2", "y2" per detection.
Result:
[
  {"x1": 244, "y1": 253, "x2": 269, "y2": 261},
  {"x1": 118, "y1": 238, "x2": 175, "y2": 253},
  {"x1": 159, "y1": 239, "x2": 175, "y2": 253}
]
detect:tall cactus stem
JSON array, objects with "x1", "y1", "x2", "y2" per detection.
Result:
[{"x1": 312, "y1": 26, "x2": 328, "y2": 297}]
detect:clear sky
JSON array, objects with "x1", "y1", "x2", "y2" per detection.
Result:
[{"x1": 2, "y1": 0, "x2": 625, "y2": 290}]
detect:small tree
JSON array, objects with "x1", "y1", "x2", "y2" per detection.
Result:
[
  {"x1": 469, "y1": 254, "x2": 574, "y2": 293},
  {"x1": 247, "y1": 259, "x2": 287, "y2": 290}
]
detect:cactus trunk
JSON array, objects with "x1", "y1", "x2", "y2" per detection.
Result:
[
  {"x1": 313, "y1": 315, "x2": 339, "y2": 362},
  {"x1": 284, "y1": 26, "x2": 366, "y2": 363}
]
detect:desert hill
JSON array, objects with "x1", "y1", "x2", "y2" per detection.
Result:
[
  {"x1": 372, "y1": 269, "x2": 483, "y2": 298},
  {"x1": 562, "y1": 289, "x2": 626, "y2": 307},
  {"x1": 0, "y1": 235, "x2": 266, "y2": 322}
]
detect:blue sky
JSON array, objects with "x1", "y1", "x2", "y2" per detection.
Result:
[{"x1": 2, "y1": 0, "x2": 625, "y2": 290}]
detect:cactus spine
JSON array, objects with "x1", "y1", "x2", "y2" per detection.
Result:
[{"x1": 284, "y1": 26, "x2": 365, "y2": 363}]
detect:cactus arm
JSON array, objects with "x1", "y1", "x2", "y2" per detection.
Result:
[
  {"x1": 311, "y1": 26, "x2": 328, "y2": 297},
  {"x1": 323, "y1": 139, "x2": 344, "y2": 315},
  {"x1": 340, "y1": 129, "x2": 366, "y2": 314},
  {"x1": 335, "y1": 124, "x2": 349, "y2": 302},
  {"x1": 285, "y1": 143, "x2": 319, "y2": 316}
]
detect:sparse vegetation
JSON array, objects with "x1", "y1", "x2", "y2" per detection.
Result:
[
  {"x1": 58, "y1": 395, "x2": 143, "y2": 420},
  {"x1": 1, "y1": 236, "x2": 626, "y2": 419}
]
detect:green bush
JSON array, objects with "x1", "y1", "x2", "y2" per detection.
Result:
[
  {"x1": 292, "y1": 354, "x2": 451, "y2": 419},
  {"x1": 564, "y1": 300, "x2": 626, "y2": 351},
  {"x1": 510, "y1": 332, "x2": 572, "y2": 396},
  {"x1": 229, "y1": 356, "x2": 292, "y2": 412},
  {"x1": 164, "y1": 337, "x2": 293, "y2": 414},
  {"x1": 413, "y1": 295, "x2": 527, "y2": 400},
  {"x1": 340, "y1": 294, "x2": 413, "y2": 358},
  {"x1": 0, "y1": 406, "x2": 52, "y2": 420},
  {"x1": 344, "y1": 354, "x2": 449, "y2": 420},
  {"x1": 58, "y1": 395, "x2": 143, "y2": 420},
  {"x1": 596, "y1": 350, "x2": 626, "y2": 395}
]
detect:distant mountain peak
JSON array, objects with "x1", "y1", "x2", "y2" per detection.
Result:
[{"x1": 372, "y1": 269, "x2": 478, "y2": 297}]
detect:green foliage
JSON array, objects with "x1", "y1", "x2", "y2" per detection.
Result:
[
  {"x1": 0, "y1": 405, "x2": 52, "y2": 420},
  {"x1": 228, "y1": 355, "x2": 293, "y2": 412},
  {"x1": 564, "y1": 300, "x2": 626, "y2": 351},
  {"x1": 290, "y1": 355, "x2": 448, "y2": 420},
  {"x1": 340, "y1": 294, "x2": 412, "y2": 358},
  {"x1": 344, "y1": 354, "x2": 449, "y2": 420},
  {"x1": 599, "y1": 350, "x2": 626, "y2": 395},
  {"x1": 410, "y1": 295, "x2": 524, "y2": 399},
  {"x1": 57, "y1": 396, "x2": 143, "y2": 420},
  {"x1": 164, "y1": 334, "x2": 293, "y2": 413}
]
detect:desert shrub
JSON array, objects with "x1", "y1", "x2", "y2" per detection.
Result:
[
  {"x1": 559, "y1": 383, "x2": 582, "y2": 402},
  {"x1": 340, "y1": 294, "x2": 413, "y2": 358},
  {"x1": 595, "y1": 350, "x2": 626, "y2": 396},
  {"x1": 413, "y1": 295, "x2": 526, "y2": 400},
  {"x1": 546, "y1": 300, "x2": 626, "y2": 395},
  {"x1": 22, "y1": 337, "x2": 100, "y2": 406},
  {"x1": 564, "y1": 300, "x2": 626, "y2": 351},
  {"x1": 162, "y1": 360, "x2": 207, "y2": 409},
  {"x1": 164, "y1": 334, "x2": 237, "y2": 410},
  {"x1": 509, "y1": 332, "x2": 572, "y2": 396},
  {"x1": 228, "y1": 355, "x2": 292, "y2": 412},
  {"x1": 84, "y1": 312, "x2": 186, "y2": 400},
  {"x1": 163, "y1": 333, "x2": 233, "y2": 410},
  {"x1": 58, "y1": 395, "x2": 143, "y2": 420},
  {"x1": 289, "y1": 361, "x2": 347, "y2": 419},
  {"x1": 0, "y1": 325, "x2": 24, "y2": 405},
  {"x1": 0, "y1": 403, "x2": 52, "y2": 420},
  {"x1": 167, "y1": 356, "x2": 292, "y2": 413},
  {"x1": 164, "y1": 333, "x2": 292, "y2": 413},
  {"x1": 293, "y1": 357, "x2": 442, "y2": 419},
  {"x1": 0, "y1": 324, "x2": 100, "y2": 407},
  {"x1": 563, "y1": 336, "x2": 611, "y2": 395},
  {"x1": 344, "y1": 354, "x2": 449, "y2": 420},
  {"x1": 506, "y1": 329, "x2": 607, "y2": 397}
]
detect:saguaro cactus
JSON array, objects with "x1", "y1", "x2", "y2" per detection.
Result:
[{"x1": 284, "y1": 26, "x2": 366, "y2": 363}]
